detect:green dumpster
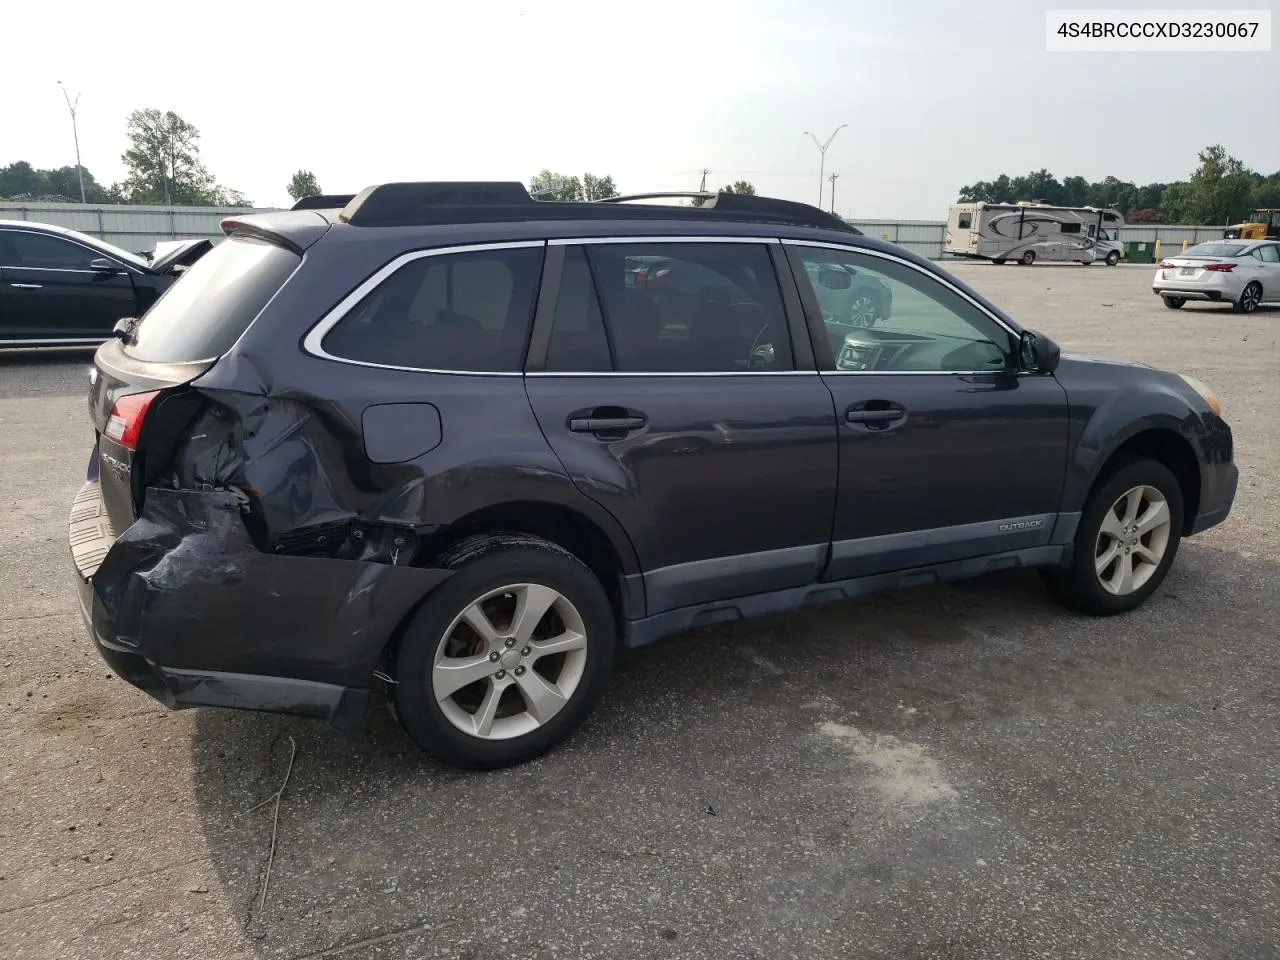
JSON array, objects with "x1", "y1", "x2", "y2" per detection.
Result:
[{"x1": 1124, "y1": 241, "x2": 1155, "y2": 264}]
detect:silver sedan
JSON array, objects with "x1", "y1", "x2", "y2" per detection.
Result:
[{"x1": 1153, "y1": 239, "x2": 1280, "y2": 313}]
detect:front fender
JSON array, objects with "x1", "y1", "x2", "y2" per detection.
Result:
[{"x1": 1055, "y1": 357, "x2": 1222, "y2": 513}]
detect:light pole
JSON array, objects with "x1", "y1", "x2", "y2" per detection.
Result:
[
  {"x1": 804, "y1": 124, "x2": 846, "y2": 209},
  {"x1": 56, "y1": 81, "x2": 86, "y2": 203}
]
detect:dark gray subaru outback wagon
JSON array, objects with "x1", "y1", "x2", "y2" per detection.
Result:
[{"x1": 69, "y1": 183, "x2": 1237, "y2": 769}]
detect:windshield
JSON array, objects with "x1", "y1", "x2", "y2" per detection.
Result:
[
  {"x1": 1181, "y1": 242, "x2": 1247, "y2": 258},
  {"x1": 126, "y1": 236, "x2": 300, "y2": 363}
]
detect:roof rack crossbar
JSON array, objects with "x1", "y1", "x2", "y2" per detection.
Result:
[{"x1": 599, "y1": 191, "x2": 715, "y2": 203}]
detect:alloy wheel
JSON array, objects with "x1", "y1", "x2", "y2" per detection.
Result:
[
  {"x1": 849, "y1": 295, "x2": 877, "y2": 327},
  {"x1": 1093, "y1": 485, "x2": 1173, "y2": 596},
  {"x1": 431, "y1": 583, "x2": 588, "y2": 740},
  {"x1": 1240, "y1": 283, "x2": 1262, "y2": 313}
]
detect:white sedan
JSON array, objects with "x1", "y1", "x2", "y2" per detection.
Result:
[{"x1": 1153, "y1": 239, "x2": 1280, "y2": 313}]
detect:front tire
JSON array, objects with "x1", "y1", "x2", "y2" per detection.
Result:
[
  {"x1": 1105, "y1": 250, "x2": 1121, "y2": 266},
  {"x1": 391, "y1": 535, "x2": 617, "y2": 769},
  {"x1": 1162, "y1": 296, "x2": 1186, "y2": 309},
  {"x1": 1020, "y1": 250, "x2": 1036, "y2": 266},
  {"x1": 1234, "y1": 281, "x2": 1263, "y2": 314},
  {"x1": 1043, "y1": 458, "x2": 1183, "y2": 616}
]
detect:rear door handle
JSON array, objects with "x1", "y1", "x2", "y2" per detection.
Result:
[
  {"x1": 10, "y1": 283, "x2": 43, "y2": 290},
  {"x1": 569, "y1": 416, "x2": 647, "y2": 433},
  {"x1": 846, "y1": 408, "x2": 903, "y2": 423}
]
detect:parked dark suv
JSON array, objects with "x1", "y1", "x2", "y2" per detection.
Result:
[{"x1": 69, "y1": 183, "x2": 1237, "y2": 769}]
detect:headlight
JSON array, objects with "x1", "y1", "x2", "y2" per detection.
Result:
[{"x1": 1178, "y1": 373, "x2": 1222, "y2": 415}]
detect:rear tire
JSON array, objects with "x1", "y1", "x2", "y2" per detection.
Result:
[
  {"x1": 1042, "y1": 457, "x2": 1183, "y2": 616},
  {"x1": 1020, "y1": 251, "x2": 1036, "y2": 266},
  {"x1": 1162, "y1": 296, "x2": 1186, "y2": 309},
  {"x1": 1234, "y1": 281, "x2": 1263, "y2": 314},
  {"x1": 391, "y1": 534, "x2": 617, "y2": 769}
]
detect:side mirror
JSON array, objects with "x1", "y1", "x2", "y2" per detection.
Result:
[
  {"x1": 1019, "y1": 329, "x2": 1060, "y2": 374},
  {"x1": 89, "y1": 258, "x2": 123, "y2": 275},
  {"x1": 818, "y1": 268, "x2": 853, "y2": 290}
]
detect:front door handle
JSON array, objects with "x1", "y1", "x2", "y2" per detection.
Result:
[
  {"x1": 846, "y1": 408, "x2": 903, "y2": 423},
  {"x1": 569, "y1": 416, "x2": 647, "y2": 433},
  {"x1": 9, "y1": 283, "x2": 43, "y2": 290}
]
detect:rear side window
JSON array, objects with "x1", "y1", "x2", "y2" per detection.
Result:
[
  {"x1": 544, "y1": 242, "x2": 793, "y2": 373},
  {"x1": 321, "y1": 246, "x2": 544, "y2": 372},
  {"x1": 128, "y1": 237, "x2": 300, "y2": 362}
]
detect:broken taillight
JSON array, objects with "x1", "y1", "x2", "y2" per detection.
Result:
[{"x1": 104, "y1": 390, "x2": 160, "y2": 451}]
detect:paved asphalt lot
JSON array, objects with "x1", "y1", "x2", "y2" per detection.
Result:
[{"x1": 1, "y1": 263, "x2": 1277, "y2": 960}]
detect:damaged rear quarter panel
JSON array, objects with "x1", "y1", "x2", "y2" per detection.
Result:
[
  {"x1": 100, "y1": 224, "x2": 642, "y2": 687},
  {"x1": 177, "y1": 224, "x2": 642, "y2": 577},
  {"x1": 93, "y1": 488, "x2": 452, "y2": 686}
]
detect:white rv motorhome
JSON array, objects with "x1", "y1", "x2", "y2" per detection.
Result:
[{"x1": 945, "y1": 203, "x2": 1125, "y2": 265}]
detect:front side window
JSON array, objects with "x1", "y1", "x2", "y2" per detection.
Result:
[
  {"x1": 544, "y1": 242, "x2": 794, "y2": 373},
  {"x1": 793, "y1": 245, "x2": 1013, "y2": 373},
  {"x1": 9, "y1": 231, "x2": 97, "y2": 269},
  {"x1": 322, "y1": 245, "x2": 544, "y2": 372}
]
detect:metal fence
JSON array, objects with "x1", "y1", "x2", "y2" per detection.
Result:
[
  {"x1": 0, "y1": 202, "x2": 265, "y2": 255},
  {"x1": 1, "y1": 201, "x2": 1231, "y2": 261}
]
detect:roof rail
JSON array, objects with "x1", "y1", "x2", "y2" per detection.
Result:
[
  {"x1": 291, "y1": 194, "x2": 357, "y2": 211},
  {"x1": 337, "y1": 181, "x2": 857, "y2": 233}
]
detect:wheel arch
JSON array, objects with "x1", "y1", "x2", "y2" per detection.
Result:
[
  {"x1": 377, "y1": 500, "x2": 642, "y2": 681},
  {"x1": 1084, "y1": 427, "x2": 1202, "y2": 535}
]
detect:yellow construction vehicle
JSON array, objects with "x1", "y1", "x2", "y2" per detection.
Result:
[{"x1": 1224, "y1": 208, "x2": 1280, "y2": 240}]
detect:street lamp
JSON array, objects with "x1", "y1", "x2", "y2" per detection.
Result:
[
  {"x1": 56, "y1": 81, "x2": 86, "y2": 203},
  {"x1": 804, "y1": 124, "x2": 847, "y2": 209}
]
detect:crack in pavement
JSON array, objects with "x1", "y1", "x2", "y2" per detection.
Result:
[
  {"x1": 287, "y1": 920, "x2": 458, "y2": 960},
  {"x1": 0, "y1": 855, "x2": 211, "y2": 916}
]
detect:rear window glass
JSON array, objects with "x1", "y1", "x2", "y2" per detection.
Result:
[
  {"x1": 1181, "y1": 243, "x2": 1246, "y2": 258},
  {"x1": 320, "y1": 246, "x2": 544, "y2": 372},
  {"x1": 126, "y1": 237, "x2": 300, "y2": 363}
]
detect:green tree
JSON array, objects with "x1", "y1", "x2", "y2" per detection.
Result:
[
  {"x1": 0, "y1": 161, "x2": 114, "y2": 201},
  {"x1": 1061, "y1": 176, "x2": 1090, "y2": 207},
  {"x1": 286, "y1": 169, "x2": 322, "y2": 202},
  {"x1": 581, "y1": 173, "x2": 618, "y2": 201},
  {"x1": 120, "y1": 109, "x2": 243, "y2": 206},
  {"x1": 1249, "y1": 172, "x2": 1280, "y2": 210},
  {"x1": 1184, "y1": 144, "x2": 1253, "y2": 225},
  {"x1": 1158, "y1": 182, "x2": 1191, "y2": 223}
]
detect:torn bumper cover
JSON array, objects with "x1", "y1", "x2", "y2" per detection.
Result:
[{"x1": 69, "y1": 482, "x2": 450, "y2": 733}]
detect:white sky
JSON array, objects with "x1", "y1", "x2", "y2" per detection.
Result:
[{"x1": 3, "y1": 0, "x2": 1277, "y2": 218}]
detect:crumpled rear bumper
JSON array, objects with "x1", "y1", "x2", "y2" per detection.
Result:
[{"x1": 69, "y1": 482, "x2": 451, "y2": 732}]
